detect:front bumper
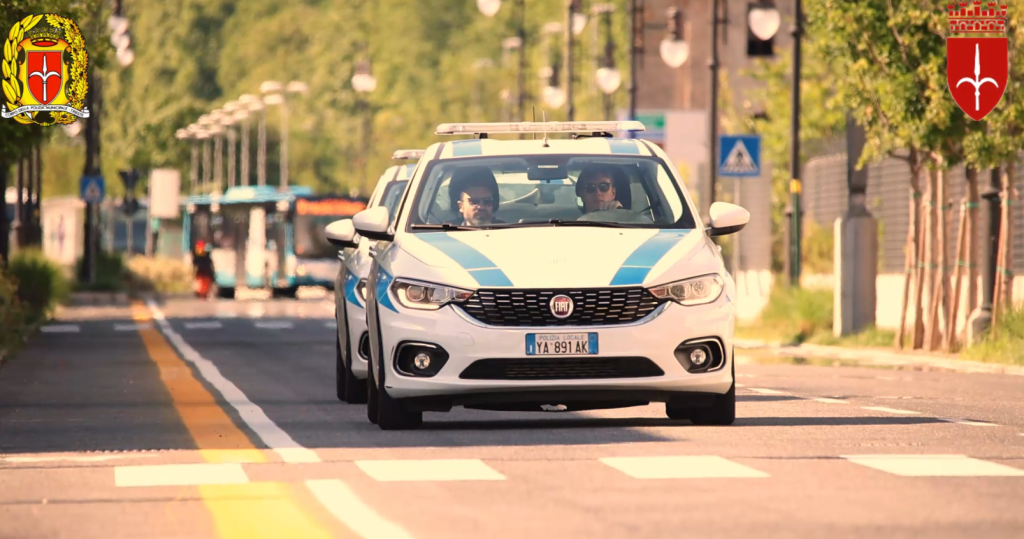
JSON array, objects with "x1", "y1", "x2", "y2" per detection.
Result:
[
  {"x1": 345, "y1": 299, "x2": 370, "y2": 378},
  {"x1": 376, "y1": 294, "x2": 735, "y2": 401}
]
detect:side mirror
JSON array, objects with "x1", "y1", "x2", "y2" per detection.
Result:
[
  {"x1": 324, "y1": 219, "x2": 358, "y2": 248},
  {"x1": 707, "y1": 202, "x2": 750, "y2": 237},
  {"x1": 353, "y1": 207, "x2": 393, "y2": 242}
]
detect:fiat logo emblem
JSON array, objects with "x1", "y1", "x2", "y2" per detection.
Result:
[{"x1": 549, "y1": 295, "x2": 574, "y2": 318}]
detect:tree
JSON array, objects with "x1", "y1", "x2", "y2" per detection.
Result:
[{"x1": 809, "y1": 0, "x2": 973, "y2": 350}]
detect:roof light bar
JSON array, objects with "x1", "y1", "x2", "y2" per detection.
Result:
[
  {"x1": 435, "y1": 121, "x2": 646, "y2": 135},
  {"x1": 392, "y1": 149, "x2": 426, "y2": 160}
]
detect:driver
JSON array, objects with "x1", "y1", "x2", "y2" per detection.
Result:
[
  {"x1": 450, "y1": 166, "x2": 504, "y2": 226},
  {"x1": 576, "y1": 165, "x2": 625, "y2": 214}
]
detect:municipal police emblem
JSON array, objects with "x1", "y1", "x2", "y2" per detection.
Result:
[{"x1": 2, "y1": 14, "x2": 90, "y2": 126}]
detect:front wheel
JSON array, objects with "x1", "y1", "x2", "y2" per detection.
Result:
[
  {"x1": 371, "y1": 310, "x2": 421, "y2": 430},
  {"x1": 216, "y1": 286, "x2": 236, "y2": 299},
  {"x1": 687, "y1": 385, "x2": 736, "y2": 426}
]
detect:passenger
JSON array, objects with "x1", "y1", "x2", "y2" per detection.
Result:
[
  {"x1": 449, "y1": 166, "x2": 504, "y2": 226},
  {"x1": 576, "y1": 165, "x2": 625, "y2": 214}
]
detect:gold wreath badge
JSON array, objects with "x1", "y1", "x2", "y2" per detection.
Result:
[{"x1": 2, "y1": 14, "x2": 89, "y2": 126}]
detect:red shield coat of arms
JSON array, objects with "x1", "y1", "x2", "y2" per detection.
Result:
[
  {"x1": 946, "y1": 2, "x2": 1009, "y2": 121},
  {"x1": 26, "y1": 50, "x2": 64, "y2": 105},
  {"x1": 947, "y1": 38, "x2": 1008, "y2": 121}
]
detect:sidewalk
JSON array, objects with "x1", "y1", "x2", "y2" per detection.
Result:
[{"x1": 735, "y1": 339, "x2": 1024, "y2": 376}]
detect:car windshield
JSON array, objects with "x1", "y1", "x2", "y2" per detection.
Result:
[{"x1": 405, "y1": 154, "x2": 695, "y2": 231}]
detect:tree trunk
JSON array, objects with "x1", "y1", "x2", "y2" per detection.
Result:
[
  {"x1": 996, "y1": 161, "x2": 1016, "y2": 318},
  {"x1": 937, "y1": 167, "x2": 952, "y2": 349},
  {"x1": 946, "y1": 195, "x2": 968, "y2": 352},
  {"x1": 966, "y1": 167, "x2": 980, "y2": 334},
  {"x1": 925, "y1": 166, "x2": 948, "y2": 351},
  {"x1": 921, "y1": 168, "x2": 938, "y2": 349},
  {"x1": 897, "y1": 150, "x2": 923, "y2": 349},
  {"x1": 0, "y1": 163, "x2": 8, "y2": 263}
]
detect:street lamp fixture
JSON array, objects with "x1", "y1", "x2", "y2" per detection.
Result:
[
  {"x1": 595, "y1": 66, "x2": 622, "y2": 95},
  {"x1": 748, "y1": 1, "x2": 781, "y2": 41},
  {"x1": 660, "y1": 6, "x2": 689, "y2": 68},
  {"x1": 286, "y1": 81, "x2": 309, "y2": 94},
  {"x1": 260, "y1": 80, "x2": 283, "y2": 95},
  {"x1": 477, "y1": 0, "x2": 501, "y2": 17},
  {"x1": 263, "y1": 93, "x2": 285, "y2": 106},
  {"x1": 351, "y1": 60, "x2": 377, "y2": 93}
]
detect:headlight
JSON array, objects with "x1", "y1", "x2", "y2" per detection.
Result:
[
  {"x1": 648, "y1": 274, "x2": 724, "y2": 306},
  {"x1": 296, "y1": 264, "x2": 308, "y2": 276},
  {"x1": 356, "y1": 279, "x2": 368, "y2": 302},
  {"x1": 391, "y1": 279, "x2": 474, "y2": 311}
]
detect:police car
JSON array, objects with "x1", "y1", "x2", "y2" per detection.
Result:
[
  {"x1": 351, "y1": 122, "x2": 750, "y2": 430},
  {"x1": 325, "y1": 149, "x2": 423, "y2": 403}
]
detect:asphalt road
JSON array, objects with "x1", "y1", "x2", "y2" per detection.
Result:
[{"x1": 1, "y1": 292, "x2": 1022, "y2": 539}]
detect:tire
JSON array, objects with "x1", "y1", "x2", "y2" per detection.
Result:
[
  {"x1": 335, "y1": 336, "x2": 346, "y2": 401},
  {"x1": 366, "y1": 367, "x2": 379, "y2": 424},
  {"x1": 666, "y1": 353, "x2": 736, "y2": 425},
  {"x1": 272, "y1": 286, "x2": 297, "y2": 299},
  {"x1": 372, "y1": 310, "x2": 421, "y2": 430},
  {"x1": 339, "y1": 301, "x2": 367, "y2": 404},
  {"x1": 217, "y1": 287, "x2": 236, "y2": 299}
]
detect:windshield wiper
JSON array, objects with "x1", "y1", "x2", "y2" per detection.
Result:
[
  {"x1": 533, "y1": 219, "x2": 638, "y2": 229},
  {"x1": 411, "y1": 223, "x2": 482, "y2": 231}
]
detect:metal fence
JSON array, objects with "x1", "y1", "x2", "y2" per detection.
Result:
[{"x1": 803, "y1": 153, "x2": 1024, "y2": 274}]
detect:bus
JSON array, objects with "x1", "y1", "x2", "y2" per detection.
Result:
[{"x1": 184, "y1": 185, "x2": 367, "y2": 299}]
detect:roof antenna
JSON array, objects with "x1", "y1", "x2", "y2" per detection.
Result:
[
  {"x1": 541, "y1": 110, "x2": 550, "y2": 148},
  {"x1": 532, "y1": 106, "x2": 537, "y2": 139}
]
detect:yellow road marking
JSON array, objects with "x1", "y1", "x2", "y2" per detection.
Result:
[{"x1": 131, "y1": 302, "x2": 345, "y2": 538}]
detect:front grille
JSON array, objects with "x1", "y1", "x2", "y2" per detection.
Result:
[
  {"x1": 458, "y1": 287, "x2": 664, "y2": 327},
  {"x1": 460, "y1": 357, "x2": 664, "y2": 380}
]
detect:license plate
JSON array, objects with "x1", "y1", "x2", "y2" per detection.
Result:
[{"x1": 525, "y1": 333, "x2": 598, "y2": 356}]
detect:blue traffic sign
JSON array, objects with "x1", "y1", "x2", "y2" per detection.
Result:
[
  {"x1": 80, "y1": 175, "x2": 105, "y2": 203},
  {"x1": 718, "y1": 135, "x2": 762, "y2": 178}
]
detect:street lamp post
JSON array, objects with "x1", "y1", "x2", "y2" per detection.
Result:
[
  {"x1": 593, "y1": 3, "x2": 621, "y2": 120},
  {"x1": 259, "y1": 81, "x2": 283, "y2": 187},
  {"x1": 709, "y1": 0, "x2": 722, "y2": 209},
  {"x1": 176, "y1": 127, "x2": 199, "y2": 195},
  {"x1": 788, "y1": 0, "x2": 804, "y2": 286},
  {"x1": 352, "y1": 60, "x2": 377, "y2": 189},
  {"x1": 564, "y1": 0, "x2": 586, "y2": 121},
  {"x1": 628, "y1": 0, "x2": 643, "y2": 129},
  {"x1": 238, "y1": 94, "x2": 260, "y2": 186},
  {"x1": 479, "y1": 0, "x2": 527, "y2": 121}
]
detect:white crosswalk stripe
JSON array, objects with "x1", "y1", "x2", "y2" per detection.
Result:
[
  {"x1": 862, "y1": 406, "x2": 920, "y2": 415},
  {"x1": 114, "y1": 323, "x2": 152, "y2": 331},
  {"x1": 355, "y1": 459, "x2": 506, "y2": 482},
  {"x1": 184, "y1": 321, "x2": 224, "y2": 330},
  {"x1": 841, "y1": 454, "x2": 1024, "y2": 477},
  {"x1": 40, "y1": 324, "x2": 80, "y2": 333},
  {"x1": 599, "y1": 456, "x2": 770, "y2": 479},
  {"x1": 254, "y1": 321, "x2": 295, "y2": 330},
  {"x1": 114, "y1": 463, "x2": 249, "y2": 487}
]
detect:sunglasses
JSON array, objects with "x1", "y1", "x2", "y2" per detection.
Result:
[
  {"x1": 465, "y1": 196, "x2": 494, "y2": 207},
  {"x1": 582, "y1": 182, "x2": 612, "y2": 194}
]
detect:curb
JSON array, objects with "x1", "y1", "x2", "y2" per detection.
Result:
[{"x1": 735, "y1": 339, "x2": 1024, "y2": 376}]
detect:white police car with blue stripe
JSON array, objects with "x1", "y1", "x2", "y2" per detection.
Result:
[
  {"x1": 351, "y1": 122, "x2": 750, "y2": 430},
  {"x1": 325, "y1": 150, "x2": 422, "y2": 404}
]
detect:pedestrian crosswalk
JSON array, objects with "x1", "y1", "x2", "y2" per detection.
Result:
[{"x1": 111, "y1": 454, "x2": 1024, "y2": 487}]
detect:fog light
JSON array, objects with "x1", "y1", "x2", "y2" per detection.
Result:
[
  {"x1": 690, "y1": 348, "x2": 707, "y2": 366},
  {"x1": 413, "y1": 352, "x2": 431, "y2": 370}
]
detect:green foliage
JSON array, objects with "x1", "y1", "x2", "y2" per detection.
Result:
[
  {"x1": 74, "y1": 250, "x2": 126, "y2": 291},
  {"x1": 0, "y1": 269, "x2": 26, "y2": 354},
  {"x1": 962, "y1": 303, "x2": 1024, "y2": 366},
  {"x1": 126, "y1": 256, "x2": 192, "y2": 295},
  {"x1": 801, "y1": 220, "x2": 834, "y2": 275},
  {"x1": 757, "y1": 284, "x2": 834, "y2": 344},
  {"x1": 6, "y1": 248, "x2": 69, "y2": 321}
]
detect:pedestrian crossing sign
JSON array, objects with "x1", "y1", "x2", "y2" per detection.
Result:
[
  {"x1": 80, "y1": 175, "x2": 105, "y2": 203},
  {"x1": 718, "y1": 135, "x2": 762, "y2": 178}
]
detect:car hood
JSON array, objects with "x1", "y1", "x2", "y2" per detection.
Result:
[{"x1": 398, "y1": 227, "x2": 710, "y2": 289}]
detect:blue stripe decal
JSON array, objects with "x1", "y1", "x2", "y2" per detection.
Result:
[
  {"x1": 607, "y1": 139, "x2": 641, "y2": 155},
  {"x1": 215, "y1": 271, "x2": 235, "y2": 287},
  {"x1": 452, "y1": 139, "x2": 483, "y2": 157},
  {"x1": 418, "y1": 233, "x2": 514, "y2": 287},
  {"x1": 375, "y1": 268, "x2": 399, "y2": 312},
  {"x1": 610, "y1": 230, "x2": 691, "y2": 286},
  {"x1": 344, "y1": 269, "x2": 363, "y2": 308}
]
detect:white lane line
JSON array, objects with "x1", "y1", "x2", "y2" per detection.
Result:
[
  {"x1": 184, "y1": 321, "x2": 223, "y2": 330},
  {"x1": 306, "y1": 480, "x2": 415, "y2": 539},
  {"x1": 813, "y1": 397, "x2": 849, "y2": 404},
  {"x1": 600, "y1": 456, "x2": 770, "y2": 479},
  {"x1": 40, "y1": 324, "x2": 80, "y2": 333},
  {"x1": 842, "y1": 454, "x2": 1024, "y2": 477},
  {"x1": 355, "y1": 459, "x2": 506, "y2": 482},
  {"x1": 115, "y1": 463, "x2": 248, "y2": 487},
  {"x1": 861, "y1": 406, "x2": 921, "y2": 415},
  {"x1": 115, "y1": 323, "x2": 152, "y2": 331},
  {"x1": 4, "y1": 454, "x2": 158, "y2": 464},
  {"x1": 956, "y1": 420, "x2": 1000, "y2": 427},
  {"x1": 324, "y1": 321, "x2": 337, "y2": 328},
  {"x1": 254, "y1": 321, "x2": 294, "y2": 330},
  {"x1": 748, "y1": 387, "x2": 788, "y2": 395},
  {"x1": 145, "y1": 300, "x2": 319, "y2": 464}
]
